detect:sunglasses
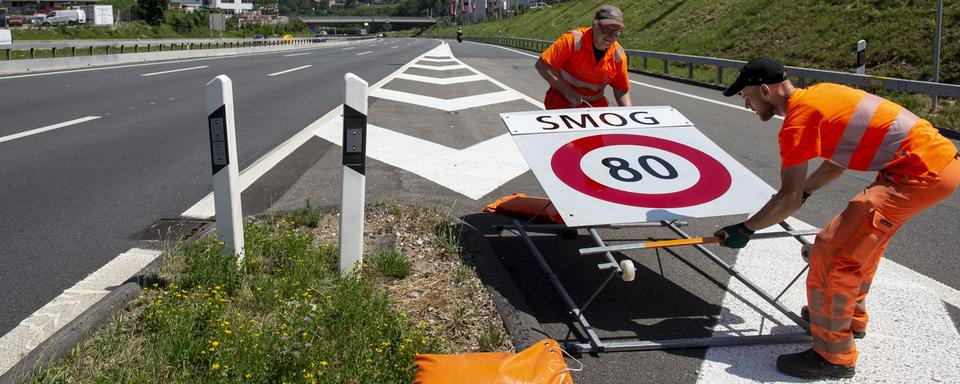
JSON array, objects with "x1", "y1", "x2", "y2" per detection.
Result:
[{"x1": 597, "y1": 25, "x2": 624, "y2": 36}]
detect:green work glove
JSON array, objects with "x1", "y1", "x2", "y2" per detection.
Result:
[{"x1": 715, "y1": 222, "x2": 755, "y2": 249}]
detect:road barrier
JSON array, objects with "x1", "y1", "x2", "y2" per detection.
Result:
[{"x1": 468, "y1": 36, "x2": 960, "y2": 106}]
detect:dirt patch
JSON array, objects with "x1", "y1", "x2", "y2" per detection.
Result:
[{"x1": 311, "y1": 203, "x2": 514, "y2": 354}]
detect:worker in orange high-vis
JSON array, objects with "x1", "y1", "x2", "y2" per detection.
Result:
[
  {"x1": 535, "y1": 4, "x2": 632, "y2": 110},
  {"x1": 714, "y1": 57, "x2": 959, "y2": 380}
]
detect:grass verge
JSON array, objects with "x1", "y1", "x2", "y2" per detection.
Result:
[
  {"x1": 28, "y1": 203, "x2": 511, "y2": 383},
  {"x1": 29, "y1": 210, "x2": 440, "y2": 383}
]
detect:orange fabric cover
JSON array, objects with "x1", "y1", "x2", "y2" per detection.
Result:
[
  {"x1": 414, "y1": 339, "x2": 574, "y2": 384},
  {"x1": 483, "y1": 193, "x2": 565, "y2": 224}
]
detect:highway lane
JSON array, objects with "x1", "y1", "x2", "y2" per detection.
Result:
[{"x1": 0, "y1": 38, "x2": 440, "y2": 337}]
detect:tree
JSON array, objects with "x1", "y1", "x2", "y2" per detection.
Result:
[{"x1": 138, "y1": 0, "x2": 168, "y2": 26}]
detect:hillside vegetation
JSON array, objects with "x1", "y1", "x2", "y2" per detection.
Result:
[
  {"x1": 435, "y1": 0, "x2": 958, "y2": 128},
  {"x1": 451, "y1": 0, "x2": 957, "y2": 83}
]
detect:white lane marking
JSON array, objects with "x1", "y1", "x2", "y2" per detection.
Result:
[
  {"x1": 696, "y1": 218, "x2": 960, "y2": 383},
  {"x1": 0, "y1": 116, "x2": 101, "y2": 144},
  {"x1": 395, "y1": 73, "x2": 486, "y2": 85},
  {"x1": 357, "y1": 51, "x2": 374, "y2": 56},
  {"x1": 267, "y1": 65, "x2": 312, "y2": 77},
  {"x1": 140, "y1": 65, "x2": 209, "y2": 77},
  {"x1": 418, "y1": 57, "x2": 456, "y2": 63},
  {"x1": 0, "y1": 248, "x2": 161, "y2": 376},
  {"x1": 390, "y1": 46, "x2": 399, "y2": 49},
  {"x1": 342, "y1": 47, "x2": 356, "y2": 50},
  {"x1": 284, "y1": 52, "x2": 312, "y2": 57},
  {"x1": 314, "y1": 119, "x2": 528, "y2": 200},
  {"x1": 371, "y1": 88, "x2": 520, "y2": 111},
  {"x1": 409, "y1": 63, "x2": 468, "y2": 71}
]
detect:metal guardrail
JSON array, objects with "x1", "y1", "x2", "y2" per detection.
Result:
[
  {"x1": 470, "y1": 36, "x2": 960, "y2": 100},
  {"x1": 0, "y1": 37, "x2": 363, "y2": 60}
]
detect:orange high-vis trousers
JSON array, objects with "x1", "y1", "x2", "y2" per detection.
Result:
[{"x1": 806, "y1": 156, "x2": 960, "y2": 366}]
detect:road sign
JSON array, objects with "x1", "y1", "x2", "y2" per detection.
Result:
[{"x1": 501, "y1": 106, "x2": 775, "y2": 227}]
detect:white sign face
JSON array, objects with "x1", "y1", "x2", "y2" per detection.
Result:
[
  {"x1": 501, "y1": 105, "x2": 693, "y2": 135},
  {"x1": 501, "y1": 106, "x2": 775, "y2": 227}
]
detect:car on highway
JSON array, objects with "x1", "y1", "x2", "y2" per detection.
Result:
[{"x1": 313, "y1": 31, "x2": 328, "y2": 43}]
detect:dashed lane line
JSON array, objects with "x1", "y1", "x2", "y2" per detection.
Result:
[
  {"x1": 140, "y1": 65, "x2": 209, "y2": 77},
  {"x1": 267, "y1": 65, "x2": 312, "y2": 77},
  {"x1": 283, "y1": 52, "x2": 313, "y2": 57},
  {"x1": 357, "y1": 51, "x2": 374, "y2": 56},
  {"x1": 0, "y1": 116, "x2": 101, "y2": 144}
]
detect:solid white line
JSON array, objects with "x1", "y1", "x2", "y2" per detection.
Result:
[
  {"x1": 284, "y1": 52, "x2": 312, "y2": 57},
  {"x1": 357, "y1": 51, "x2": 373, "y2": 56},
  {"x1": 0, "y1": 116, "x2": 101, "y2": 144},
  {"x1": 267, "y1": 65, "x2": 312, "y2": 77},
  {"x1": 0, "y1": 248, "x2": 161, "y2": 376},
  {"x1": 140, "y1": 65, "x2": 209, "y2": 77}
]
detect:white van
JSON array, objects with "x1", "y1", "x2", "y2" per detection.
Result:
[{"x1": 42, "y1": 10, "x2": 85, "y2": 26}]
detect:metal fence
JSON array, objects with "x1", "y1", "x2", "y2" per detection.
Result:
[
  {"x1": 0, "y1": 37, "x2": 328, "y2": 61},
  {"x1": 469, "y1": 36, "x2": 960, "y2": 101}
]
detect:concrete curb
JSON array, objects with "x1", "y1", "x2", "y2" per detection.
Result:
[
  {"x1": 459, "y1": 219, "x2": 543, "y2": 352},
  {"x1": 0, "y1": 259, "x2": 161, "y2": 384}
]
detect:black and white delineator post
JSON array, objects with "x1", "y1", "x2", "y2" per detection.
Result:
[
  {"x1": 339, "y1": 73, "x2": 368, "y2": 275},
  {"x1": 206, "y1": 75, "x2": 245, "y2": 265},
  {"x1": 856, "y1": 39, "x2": 866, "y2": 75}
]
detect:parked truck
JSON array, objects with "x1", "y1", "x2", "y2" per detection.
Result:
[{"x1": 78, "y1": 5, "x2": 112, "y2": 26}]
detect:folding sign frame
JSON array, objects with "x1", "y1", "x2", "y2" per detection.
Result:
[{"x1": 497, "y1": 106, "x2": 815, "y2": 353}]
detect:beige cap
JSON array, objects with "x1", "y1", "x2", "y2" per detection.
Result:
[{"x1": 594, "y1": 5, "x2": 624, "y2": 27}]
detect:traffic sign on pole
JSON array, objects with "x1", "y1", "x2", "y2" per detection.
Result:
[
  {"x1": 206, "y1": 75, "x2": 245, "y2": 264},
  {"x1": 339, "y1": 73, "x2": 368, "y2": 275}
]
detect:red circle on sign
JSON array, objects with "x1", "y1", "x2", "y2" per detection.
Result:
[{"x1": 550, "y1": 134, "x2": 732, "y2": 208}]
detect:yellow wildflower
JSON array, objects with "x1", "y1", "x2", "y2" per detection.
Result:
[{"x1": 212, "y1": 363, "x2": 220, "y2": 370}]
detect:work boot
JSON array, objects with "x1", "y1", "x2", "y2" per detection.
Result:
[
  {"x1": 776, "y1": 348, "x2": 856, "y2": 379},
  {"x1": 801, "y1": 306, "x2": 866, "y2": 339}
]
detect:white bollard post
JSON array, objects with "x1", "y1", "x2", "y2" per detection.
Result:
[
  {"x1": 856, "y1": 39, "x2": 866, "y2": 75},
  {"x1": 339, "y1": 73, "x2": 368, "y2": 275},
  {"x1": 206, "y1": 75, "x2": 245, "y2": 266}
]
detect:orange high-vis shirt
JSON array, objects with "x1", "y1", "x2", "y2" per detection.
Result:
[
  {"x1": 540, "y1": 27, "x2": 629, "y2": 106},
  {"x1": 779, "y1": 83, "x2": 957, "y2": 176}
]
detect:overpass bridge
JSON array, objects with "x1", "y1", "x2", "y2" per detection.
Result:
[{"x1": 300, "y1": 16, "x2": 436, "y2": 30}]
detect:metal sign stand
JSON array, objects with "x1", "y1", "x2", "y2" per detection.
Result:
[{"x1": 497, "y1": 218, "x2": 816, "y2": 353}]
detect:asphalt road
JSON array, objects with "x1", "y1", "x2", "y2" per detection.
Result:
[
  {"x1": 0, "y1": 38, "x2": 439, "y2": 337},
  {"x1": 2, "y1": 37, "x2": 958, "y2": 383}
]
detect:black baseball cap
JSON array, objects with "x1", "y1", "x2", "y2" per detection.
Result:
[{"x1": 722, "y1": 57, "x2": 787, "y2": 97}]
